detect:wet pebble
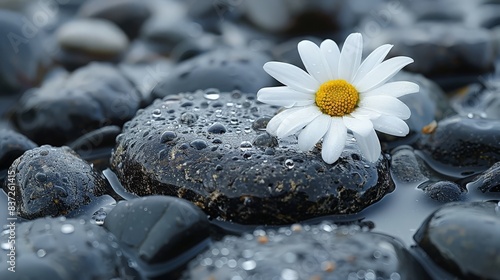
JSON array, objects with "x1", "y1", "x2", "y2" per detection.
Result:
[
  {"x1": 55, "y1": 18, "x2": 129, "y2": 69},
  {"x1": 467, "y1": 161, "x2": 500, "y2": 193},
  {"x1": 14, "y1": 63, "x2": 141, "y2": 146},
  {"x1": 111, "y1": 90, "x2": 395, "y2": 225},
  {"x1": 151, "y1": 49, "x2": 273, "y2": 98},
  {"x1": 0, "y1": 128, "x2": 37, "y2": 172},
  {"x1": 78, "y1": 0, "x2": 152, "y2": 39},
  {"x1": 414, "y1": 201, "x2": 500, "y2": 280},
  {"x1": 104, "y1": 195, "x2": 210, "y2": 278},
  {"x1": 0, "y1": 217, "x2": 137, "y2": 279},
  {"x1": 416, "y1": 115, "x2": 500, "y2": 178},
  {"x1": 418, "y1": 181, "x2": 466, "y2": 202},
  {"x1": 182, "y1": 222, "x2": 430, "y2": 279},
  {"x1": 390, "y1": 146, "x2": 429, "y2": 185},
  {"x1": 3, "y1": 145, "x2": 109, "y2": 219},
  {"x1": 0, "y1": 9, "x2": 49, "y2": 94}
]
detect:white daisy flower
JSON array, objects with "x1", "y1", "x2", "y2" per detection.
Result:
[{"x1": 257, "y1": 33, "x2": 419, "y2": 164}]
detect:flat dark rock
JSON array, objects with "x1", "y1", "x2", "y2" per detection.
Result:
[{"x1": 111, "y1": 90, "x2": 395, "y2": 225}]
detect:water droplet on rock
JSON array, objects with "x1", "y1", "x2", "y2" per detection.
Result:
[
  {"x1": 160, "y1": 131, "x2": 177, "y2": 143},
  {"x1": 285, "y1": 159, "x2": 295, "y2": 169},
  {"x1": 61, "y1": 224, "x2": 75, "y2": 234},
  {"x1": 35, "y1": 172, "x2": 47, "y2": 182},
  {"x1": 207, "y1": 122, "x2": 227, "y2": 134},
  {"x1": 281, "y1": 268, "x2": 299, "y2": 280},
  {"x1": 152, "y1": 109, "x2": 162, "y2": 118},
  {"x1": 190, "y1": 139, "x2": 208, "y2": 150},
  {"x1": 36, "y1": 249, "x2": 47, "y2": 258},
  {"x1": 203, "y1": 89, "x2": 220, "y2": 100},
  {"x1": 241, "y1": 260, "x2": 256, "y2": 270},
  {"x1": 252, "y1": 117, "x2": 270, "y2": 131},
  {"x1": 180, "y1": 112, "x2": 198, "y2": 125},
  {"x1": 253, "y1": 133, "x2": 277, "y2": 148},
  {"x1": 240, "y1": 141, "x2": 253, "y2": 151}
]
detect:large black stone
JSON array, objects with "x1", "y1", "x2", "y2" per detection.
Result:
[{"x1": 111, "y1": 90, "x2": 395, "y2": 225}]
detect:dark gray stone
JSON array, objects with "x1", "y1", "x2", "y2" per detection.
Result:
[
  {"x1": 183, "y1": 223, "x2": 430, "y2": 280},
  {"x1": 14, "y1": 63, "x2": 141, "y2": 146},
  {"x1": 0, "y1": 217, "x2": 137, "y2": 279},
  {"x1": 414, "y1": 201, "x2": 500, "y2": 280},
  {"x1": 3, "y1": 145, "x2": 109, "y2": 219},
  {"x1": 104, "y1": 195, "x2": 210, "y2": 278}
]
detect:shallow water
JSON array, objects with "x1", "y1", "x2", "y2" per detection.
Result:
[{"x1": 360, "y1": 174, "x2": 500, "y2": 246}]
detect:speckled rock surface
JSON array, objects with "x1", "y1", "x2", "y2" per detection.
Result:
[
  {"x1": 182, "y1": 223, "x2": 430, "y2": 280},
  {"x1": 3, "y1": 145, "x2": 109, "y2": 219},
  {"x1": 0, "y1": 217, "x2": 137, "y2": 279},
  {"x1": 111, "y1": 90, "x2": 395, "y2": 225}
]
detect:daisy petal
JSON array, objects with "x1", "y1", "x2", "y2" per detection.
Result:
[
  {"x1": 298, "y1": 40, "x2": 331, "y2": 83},
  {"x1": 321, "y1": 117, "x2": 347, "y2": 164},
  {"x1": 372, "y1": 115, "x2": 410, "y2": 137},
  {"x1": 362, "y1": 81, "x2": 419, "y2": 98},
  {"x1": 338, "y1": 33, "x2": 363, "y2": 82},
  {"x1": 297, "y1": 114, "x2": 331, "y2": 151},
  {"x1": 263, "y1": 62, "x2": 319, "y2": 93},
  {"x1": 257, "y1": 86, "x2": 314, "y2": 108},
  {"x1": 356, "y1": 56, "x2": 414, "y2": 92},
  {"x1": 352, "y1": 44, "x2": 393, "y2": 85},
  {"x1": 343, "y1": 117, "x2": 381, "y2": 162},
  {"x1": 349, "y1": 107, "x2": 382, "y2": 120},
  {"x1": 276, "y1": 106, "x2": 322, "y2": 138},
  {"x1": 359, "y1": 95, "x2": 411, "y2": 120},
  {"x1": 320, "y1": 39, "x2": 340, "y2": 80},
  {"x1": 266, "y1": 107, "x2": 304, "y2": 136}
]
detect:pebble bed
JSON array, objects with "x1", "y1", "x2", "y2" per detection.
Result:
[{"x1": 1, "y1": 0, "x2": 500, "y2": 279}]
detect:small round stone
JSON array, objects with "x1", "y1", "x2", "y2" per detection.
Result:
[{"x1": 56, "y1": 18, "x2": 129, "y2": 55}]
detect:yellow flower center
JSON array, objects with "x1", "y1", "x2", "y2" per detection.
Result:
[{"x1": 315, "y1": 79, "x2": 359, "y2": 117}]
